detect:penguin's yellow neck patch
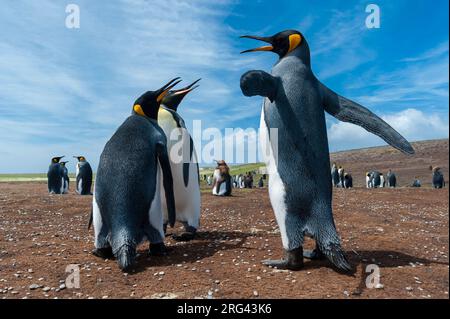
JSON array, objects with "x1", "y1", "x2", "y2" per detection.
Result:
[
  {"x1": 133, "y1": 104, "x2": 146, "y2": 117},
  {"x1": 158, "y1": 107, "x2": 178, "y2": 128},
  {"x1": 287, "y1": 34, "x2": 302, "y2": 54}
]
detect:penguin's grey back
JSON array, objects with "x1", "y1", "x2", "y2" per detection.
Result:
[
  {"x1": 95, "y1": 115, "x2": 165, "y2": 255},
  {"x1": 267, "y1": 55, "x2": 331, "y2": 210}
]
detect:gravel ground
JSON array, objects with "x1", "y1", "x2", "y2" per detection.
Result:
[{"x1": 0, "y1": 182, "x2": 448, "y2": 299}]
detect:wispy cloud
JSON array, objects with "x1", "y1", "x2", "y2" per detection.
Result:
[{"x1": 0, "y1": 0, "x2": 259, "y2": 173}]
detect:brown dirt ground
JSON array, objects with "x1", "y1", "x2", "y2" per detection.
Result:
[{"x1": 0, "y1": 182, "x2": 448, "y2": 299}]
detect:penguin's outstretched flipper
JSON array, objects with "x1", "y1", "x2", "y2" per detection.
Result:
[
  {"x1": 157, "y1": 142, "x2": 176, "y2": 227},
  {"x1": 240, "y1": 70, "x2": 279, "y2": 102},
  {"x1": 320, "y1": 83, "x2": 415, "y2": 155}
]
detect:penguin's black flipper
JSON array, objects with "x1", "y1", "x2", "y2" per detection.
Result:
[
  {"x1": 182, "y1": 136, "x2": 194, "y2": 188},
  {"x1": 320, "y1": 83, "x2": 415, "y2": 155},
  {"x1": 240, "y1": 70, "x2": 279, "y2": 102},
  {"x1": 156, "y1": 142, "x2": 176, "y2": 227},
  {"x1": 87, "y1": 208, "x2": 93, "y2": 230}
]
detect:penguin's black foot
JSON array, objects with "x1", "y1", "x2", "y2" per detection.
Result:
[
  {"x1": 92, "y1": 247, "x2": 114, "y2": 259},
  {"x1": 172, "y1": 232, "x2": 196, "y2": 242},
  {"x1": 148, "y1": 243, "x2": 169, "y2": 256},
  {"x1": 303, "y1": 248, "x2": 325, "y2": 260},
  {"x1": 262, "y1": 247, "x2": 304, "y2": 271}
]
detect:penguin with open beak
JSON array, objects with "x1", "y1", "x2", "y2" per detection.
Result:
[
  {"x1": 158, "y1": 79, "x2": 202, "y2": 241},
  {"x1": 92, "y1": 78, "x2": 180, "y2": 271},
  {"x1": 240, "y1": 30, "x2": 414, "y2": 272}
]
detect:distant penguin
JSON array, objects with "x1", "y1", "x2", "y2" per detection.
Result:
[
  {"x1": 59, "y1": 161, "x2": 70, "y2": 194},
  {"x1": 387, "y1": 170, "x2": 397, "y2": 188},
  {"x1": 240, "y1": 29, "x2": 414, "y2": 271},
  {"x1": 91, "y1": 78, "x2": 180, "y2": 271},
  {"x1": 331, "y1": 163, "x2": 339, "y2": 187},
  {"x1": 47, "y1": 156, "x2": 65, "y2": 194},
  {"x1": 74, "y1": 156, "x2": 93, "y2": 195},
  {"x1": 371, "y1": 171, "x2": 381, "y2": 188},
  {"x1": 365, "y1": 172, "x2": 372, "y2": 188},
  {"x1": 343, "y1": 173, "x2": 353, "y2": 188},
  {"x1": 432, "y1": 167, "x2": 445, "y2": 188},
  {"x1": 212, "y1": 160, "x2": 232, "y2": 196},
  {"x1": 412, "y1": 177, "x2": 421, "y2": 187},
  {"x1": 338, "y1": 166, "x2": 345, "y2": 188},
  {"x1": 379, "y1": 173, "x2": 385, "y2": 188},
  {"x1": 258, "y1": 177, "x2": 264, "y2": 188},
  {"x1": 158, "y1": 79, "x2": 201, "y2": 241}
]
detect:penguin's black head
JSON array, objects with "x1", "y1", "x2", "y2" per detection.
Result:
[
  {"x1": 74, "y1": 156, "x2": 86, "y2": 162},
  {"x1": 51, "y1": 156, "x2": 64, "y2": 164},
  {"x1": 133, "y1": 78, "x2": 182, "y2": 119},
  {"x1": 240, "y1": 30, "x2": 309, "y2": 62},
  {"x1": 162, "y1": 79, "x2": 201, "y2": 112},
  {"x1": 60, "y1": 161, "x2": 68, "y2": 167}
]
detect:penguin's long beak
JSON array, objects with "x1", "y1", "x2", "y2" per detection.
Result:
[
  {"x1": 157, "y1": 77, "x2": 182, "y2": 103},
  {"x1": 240, "y1": 35, "x2": 274, "y2": 53},
  {"x1": 172, "y1": 78, "x2": 201, "y2": 96}
]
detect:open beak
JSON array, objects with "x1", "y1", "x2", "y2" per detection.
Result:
[
  {"x1": 172, "y1": 78, "x2": 201, "y2": 96},
  {"x1": 240, "y1": 35, "x2": 273, "y2": 54},
  {"x1": 157, "y1": 77, "x2": 182, "y2": 103}
]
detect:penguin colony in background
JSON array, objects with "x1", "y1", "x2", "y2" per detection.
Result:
[
  {"x1": 45, "y1": 29, "x2": 446, "y2": 273},
  {"x1": 239, "y1": 29, "x2": 414, "y2": 271},
  {"x1": 47, "y1": 156, "x2": 93, "y2": 195}
]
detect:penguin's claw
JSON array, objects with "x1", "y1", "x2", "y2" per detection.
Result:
[
  {"x1": 92, "y1": 247, "x2": 114, "y2": 259},
  {"x1": 261, "y1": 259, "x2": 304, "y2": 271},
  {"x1": 172, "y1": 232, "x2": 196, "y2": 242}
]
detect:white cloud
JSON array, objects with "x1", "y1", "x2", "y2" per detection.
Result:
[
  {"x1": 327, "y1": 108, "x2": 449, "y2": 151},
  {"x1": 0, "y1": 0, "x2": 261, "y2": 173}
]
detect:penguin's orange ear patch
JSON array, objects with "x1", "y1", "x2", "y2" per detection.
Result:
[
  {"x1": 287, "y1": 34, "x2": 302, "y2": 54},
  {"x1": 133, "y1": 104, "x2": 146, "y2": 117}
]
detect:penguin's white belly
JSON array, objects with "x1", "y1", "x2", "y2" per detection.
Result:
[
  {"x1": 159, "y1": 122, "x2": 200, "y2": 228},
  {"x1": 148, "y1": 162, "x2": 164, "y2": 240},
  {"x1": 92, "y1": 194, "x2": 103, "y2": 248},
  {"x1": 260, "y1": 105, "x2": 289, "y2": 249},
  {"x1": 78, "y1": 178, "x2": 83, "y2": 193},
  {"x1": 212, "y1": 169, "x2": 228, "y2": 195}
]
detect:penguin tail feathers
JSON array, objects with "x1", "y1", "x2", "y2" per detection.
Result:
[
  {"x1": 320, "y1": 242, "x2": 352, "y2": 272},
  {"x1": 316, "y1": 229, "x2": 352, "y2": 272},
  {"x1": 115, "y1": 244, "x2": 136, "y2": 272}
]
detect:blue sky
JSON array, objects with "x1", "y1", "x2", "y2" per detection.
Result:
[{"x1": 0, "y1": 0, "x2": 448, "y2": 173}]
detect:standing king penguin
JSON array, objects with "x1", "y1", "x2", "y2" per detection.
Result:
[
  {"x1": 158, "y1": 79, "x2": 201, "y2": 241},
  {"x1": 47, "y1": 156, "x2": 65, "y2": 194},
  {"x1": 60, "y1": 161, "x2": 70, "y2": 194},
  {"x1": 91, "y1": 78, "x2": 179, "y2": 271},
  {"x1": 74, "y1": 156, "x2": 93, "y2": 195},
  {"x1": 240, "y1": 30, "x2": 414, "y2": 271}
]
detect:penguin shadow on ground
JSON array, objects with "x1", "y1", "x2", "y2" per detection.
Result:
[
  {"x1": 350, "y1": 250, "x2": 448, "y2": 268},
  {"x1": 130, "y1": 230, "x2": 252, "y2": 274},
  {"x1": 296, "y1": 249, "x2": 448, "y2": 277},
  {"x1": 349, "y1": 250, "x2": 449, "y2": 296}
]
